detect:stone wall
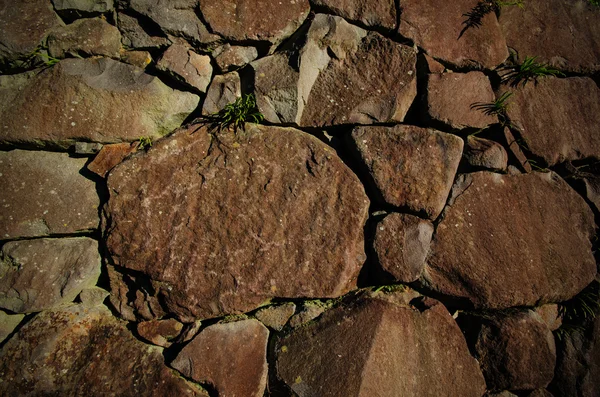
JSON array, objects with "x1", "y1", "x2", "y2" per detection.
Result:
[{"x1": 1, "y1": 0, "x2": 599, "y2": 396}]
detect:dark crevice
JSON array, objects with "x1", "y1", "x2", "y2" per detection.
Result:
[
  {"x1": 307, "y1": 4, "x2": 399, "y2": 39},
  {"x1": 264, "y1": 332, "x2": 295, "y2": 396},
  {"x1": 116, "y1": 9, "x2": 171, "y2": 47},
  {"x1": 0, "y1": 230, "x2": 99, "y2": 246}
]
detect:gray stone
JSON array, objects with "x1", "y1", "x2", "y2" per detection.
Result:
[
  {"x1": 213, "y1": 44, "x2": 258, "y2": 72},
  {"x1": 201, "y1": 72, "x2": 241, "y2": 115},
  {"x1": 78, "y1": 286, "x2": 110, "y2": 307},
  {"x1": 74, "y1": 141, "x2": 104, "y2": 155},
  {"x1": 465, "y1": 136, "x2": 508, "y2": 172},
  {"x1": 157, "y1": 43, "x2": 212, "y2": 93},
  {"x1": 47, "y1": 18, "x2": 122, "y2": 59},
  {"x1": 255, "y1": 303, "x2": 296, "y2": 331},
  {"x1": 117, "y1": 12, "x2": 170, "y2": 49},
  {"x1": 289, "y1": 302, "x2": 328, "y2": 328},
  {"x1": 0, "y1": 310, "x2": 24, "y2": 344},
  {"x1": 52, "y1": 0, "x2": 114, "y2": 13}
]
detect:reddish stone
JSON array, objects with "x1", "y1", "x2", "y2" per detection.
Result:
[
  {"x1": 88, "y1": 142, "x2": 137, "y2": 178},
  {"x1": 137, "y1": 318, "x2": 183, "y2": 347},
  {"x1": 465, "y1": 136, "x2": 508, "y2": 172},
  {"x1": 255, "y1": 303, "x2": 296, "y2": 331},
  {"x1": 157, "y1": 43, "x2": 212, "y2": 93},
  {"x1": 47, "y1": 17, "x2": 121, "y2": 58},
  {"x1": 311, "y1": 0, "x2": 397, "y2": 30}
]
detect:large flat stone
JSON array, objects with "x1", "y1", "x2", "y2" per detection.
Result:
[
  {"x1": 103, "y1": 124, "x2": 369, "y2": 320},
  {"x1": 424, "y1": 172, "x2": 596, "y2": 309},
  {"x1": 0, "y1": 150, "x2": 99, "y2": 239},
  {"x1": 0, "y1": 58, "x2": 199, "y2": 148},
  {"x1": 311, "y1": 0, "x2": 397, "y2": 31},
  {"x1": 156, "y1": 43, "x2": 212, "y2": 93},
  {"x1": 47, "y1": 17, "x2": 122, "y2": 58}
]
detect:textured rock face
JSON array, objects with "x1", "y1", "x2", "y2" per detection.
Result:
[
  {"x1": 199, "y1": 0, "x2": 309, "y2": 45},
  {"x1": 374, "y1": 213, "x2": 434, "y2": 283},
  {"x1": 255, "y1": 303, "x2": 296, "y2": 331},
  {"x1": 201, "y1": 72, "x2": 241, "y2": 115},
  {"x1": 103, "y1": 124, "x2": 369, "y2": 320},
  {"x1": 276, "y1": 296, "x2": 486, "y2": 396},
  {"x1": 0, "y1": 304, "x2": 207, "y2": 396},
  {"x1": 137, "y1": 318, "x2": 183, "y2": 347},
  {"x1": 350, "y1": 125, "x2": 463, "y2": 219},
  {"x1": 424, "y1": 172, "x2": 596, "y2": 309},
  {"x1": 499, "y1": 0, "x2": 600, "y2": 74},
  {"x1": 0, "y1": 311, "x2": 24, "y2": 344},
  {"x1": 311, "y1": 0, "x2": 397, "y2": 31},
  {"x1": 53, "y1": 0, "x2": 114, "y2": 13},
  {"x1": 213, "y1": 44, "x2": 258, "y2": 72},
  {"x1": 0, "y1": 150, "x2": 99, "y2": 239},
  {"x1": 0, "y1": 237, "x2": 101, "y2": 313},
  {"x1": 399, "y1": 0, "x2": 508, "y2": 69},
  {"x1": 88, "y1": 142, "x2": 138, "y2": 177},
  {"x1": 0, "y1": 58, "x2": 199, "y2": 147},
  {"x1": 117, "y1": 12, "x2": 170, "y2": 49},
  {"x1": 157, "y1": 44, "x2": 212, "y2": 92},
  {"x1": 172, "y1": 319, "x2": 269, "y2": 397},
  {"x1": 465, "y1": 136, "x2": 508, "y2": 172},
  {"x1": 505, "y1": 77, "x2": 600, "y2": 166},
  {"x1": 47, "y1": 18, "x2": 122, "y2": 58},
  {"x1": 425, "y1": 72, "x2": 497, "y2": 130},
  {"x1": 475, "y1": 311, "x2": 556, "y2": 391}
]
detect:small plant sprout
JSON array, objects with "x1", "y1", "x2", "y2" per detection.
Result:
[
  {"x1": 461, "y1": 0, "x2": 524, "y2": 36},
  {"x1": 471, "y1": 91, "x2": 513, "y2": 124},
  {"x1": 202, "y1": 94, "x2": 264, "y2": 133},
  {"x1": 499, "y1": 56, "x2": 564, "y2": 87},
  {"x1": 137, "y1": 136, "x2": 153, "y2": 150}
]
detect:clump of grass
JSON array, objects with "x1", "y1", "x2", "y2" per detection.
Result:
[
  {"x1": 461, "y1": 0, "x2": 524, "y2": 37},
  {"x1": 137, "y1": 136, "x2": 153, "y2": 150},
  {"x1": 499, "y1": 56, "x2": 564, "y2": 87},
  {"x1": 471, "y1": 91, "x2": 513, "y2": 125},
  {"x1": 201, "y1": 94, "x2": 264, "y2": 133},
  {"x1": 555, "y1": 280, "x2": 600, "y2": 341}
]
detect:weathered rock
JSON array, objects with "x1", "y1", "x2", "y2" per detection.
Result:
[
  {"x1": 0, "y1": 58, "x2": 199, "y2": 147},
  {"x1": 504, "y1": 77, "x2": 600, "y2": 166},
  {"x1": 527, "y1": 389, "x2": 554, "y2": 397},
  {"x1": 499, "y1": 0, "x2": 600, "y2": 74},
  {"x1": 502, "y1": 127, "x2": 532, "y2": 173},
  {"x1": 581, "y1": 174, "x2": 600, "y2": 213},
  {"x1": 172, "y1": 319, "x2": 269, "y2": 397},
  {"x1": 474, "y1": 310, "x2": 556, "y2": 391},
  {"x1": 88, "y1": 142, "x2": 138, "y2": 177},
  {"x1": 199, "y1": 0, "x2": 309, "y2": 45},
  {"x1": 117, "y1": 12, "x2": 170, "y2": 49},
  {"x1": 425, "y1": 72, "x2": 497, "y2": 130},
  {"x1": 465, "y1": 136, "x2": 508, "y2": 172},
  {"x1": 0, "y1": 304, "x2": 208, "y2": 396},
  {"x1": 534, "y1": 304, "x2": 562, "y2": 332},
  {"x1": 399, "y1": 0, "x2": 508, "y2": 69},
  {"x1": 0, "y1": 0, "x2": 63, "y2": 69},
  {"x1": 78, "y1": 286, "x2": 110, "y2": 307},
  {"x1": 120, "y1": 50, "x2": 152, "y2": 68},
  {"x1": 137, "y1": 318, "x2": 183, "y2": 347},
  {"x1": 107, "y1": 265, "x2": 166, "y2": 321},
  {"x1": 74, "y1": 141, "x2": 104, "y2": 154},
  {"x1": 255, "y1": 303, "x2": 296, "y2": 331},
  {"x1": 0, "y1": 238, "x2": 100, "y2": 313},
  {"x1": 350, "y1": 125, "x2": 463, "y2": 219},
  {"x1": 0, "y1": 310, "x2": 24, "y2": 344},
  {"x1": 213, "y1": 44, "x2": 258, "y2": 72},
  {"x1": 47, "y1": 18, "x2": 122, "y2": 59},
  {"x1": 423, "y1": 53, "x2": 445, "y2": 73},
  {"x1": 157, "y1": 43, "x2": 212, "y2": 92},
  {"x1": 424, "y1": 172, "x2": 596, "y2": 309},
  {"x1": 52, "y1": 0, "x2": 114, "y2": 14},
  {"x1": 311, "y1": 0, "x2": 397, "y2": 31},
  {"x1": 487, "y1": 392, "x2": 518, "y2": 397},
  {"x1": 0, "y1": 150, "x2": 99, "y2": 239},
  {"x1": 288, "y1": 302, "x2": 328, "y2": 328},
  {"x1": 103, "y1": 124, "x2": 369, "y2": 320},
  {"x1": 277, "y1": 295, "x2": 486, "y2": 396},
  {"x1": 374, "y1": 213, "x2": 434, "y2": 283},
  {"x1": 201, "y1": 72, "x2": 241, "y2": 115}
]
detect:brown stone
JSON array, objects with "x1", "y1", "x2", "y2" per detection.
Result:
[
  {"x1": 0, "y1": 237, "x2": 100, "y2": 313},
  {"x1": 350, "y1": 125, "x2": 463, "y2": 219},
  {"x1": 425, "y1": 72, "x2": 497, "y2": 130},
  {"x1": 88, "y1": 142, "x2": 138, "y2": 178},
  {"x1": 527, "y1": 390, "x2": 554, "y2": 397},
  {"x1": 277, "y1": 295, "x2": 486, "y2": 396},
  {"x1": 255, "y1": 302, "x2": 296, "y2": 331},
  {"x1": 117, "y1": 12, "x2": 170, "y2": 49},
  {"x1": 0, "y1": 58, "x2": 199, "y2": 148},
  {"x1": 201, "y1": 72, "x2": 242, "y2": 115},
  {"x1": 504, "y1": 77, "x2": 600, "y2": 166},
  {"x1": 465, "y1": 136, "x2": 508, "y2": 172},
  {"x1": 399, "y1": 0, "x2": 508, "y2": 69},
  {"x1": 120, "y1": 50, "x2": 152, "y2": 68},
  {"x1": 288, "y1": 302, "x2": 328, "y2": 328},
  {"x1": 534, "y1": 304, "x2": 562, "y2": 332},
  {"x1": 0, "y1": 304, "x2": 208, "y2": 396},
  {"x1": 424, "y1": 172, "x2": 596, "y2": 309},
  {"x1": 0, "y1": 310, "x2": 24, "y2": 344},
  {"x1": 47, "y1": 18, "x2": 122, "y2": 59},
  {"x1": 213, "y1": 44, "x2": 258, "y2": 72},
  {"x1": 311, "y1": 0, "x2": 397, "y2": 31},
  {"x1": 374, "y1": 213, "x2": 434, "y2": 283},
  {"x1": 502, "y1": 127, "x2": 532, "y2": 172},
  {"x1": 78, "y1": 286, "x2": 110, "y2": 307},
  {"x1": 423, "y1": 53, "x2": 445, "y2": 73},
  {"x1": 52, "y1": 0, "x2": 114, "y2": 14},
  {"x1": 103, "y1": 124, "x2": 369, "y2": 320},
  {"x1": 0, "y1": 150, "x2": 99, "y2": 239},
  {"x1": 172, "y1": 319, "x2": 269, "y2": 397},
  {"x1": 137, "y1": 318, "x2": 184, "y2": 347},
  {"x1": 157, "y1": 43, "x2": 212, "y2": 93},
  {"x1": 499, "y1": 0, "x2": 600, "y2": 74}
]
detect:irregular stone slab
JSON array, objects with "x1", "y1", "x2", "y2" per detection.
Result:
[
  {"x1": 201, "y1": 72, "x2": 241, "y2": 115},
  {"x1": 425, "y1": 72, "x2": 497, "y2": 130},
  {"x1": 399, "y1": 0, "x2": 508, "y2": 69},
  {"x1": 199, "y1": 0, "x2": 309, "y2": 45},
  {"x1": 47, "y1": 18, "x2": 121, "y2": 59},
  {"x1": 78, "y1": 286, "x2": 110, "y2": 307},
  {"x1": 157, "y1": 43, "x2": 212, "y2": 93},
  {"x1": 534, "y1": 304, "x2": 562, "y2": 332},
  {"x1": 465, "y1": 136, "x2": 508, "y2": 172},
  {"x1": 120, "y1": 49, "x2": 152, "y2": 68},
  {"x1": 0, "y1": 304, "x2": 208, "y2": 396},
  {"x1": 172, "y1": 319, "x2": 269, "y2": 397},
  {"x1": 137, "y1": 318, "x2": 183, "y2": 347},
  {"x1": 213, "y1": 44, "x2": 258, "y2": 72},
  {"x1": 74, "y1": 141, "x2": 103, "y2": 155},
  {"x1": 474, "y1": 311, "x2": 556, "y2": 391},
  {"x1": 0, "y1": 58, "x2": 199, "y2": 148},
  {"x1": 499, "y1": 0, "x2": 600, "y2": 74},
  {"x1": 277, "y1": 295, "x2": 486, "y2": 396},
  {"x1": 288, "y1": 301, "x2": 328, "y2": 328},
  {"x1": 255, "y1": 303, "x2": 296, "y2": 331},
  {"x1": 0, "y1": 237, "x2": 100, "y2": 313},
  {"x1": 0, "y1": 150, "x2": 99, "y2": 239},
  {"x1": 424, "y1": 172, "x2": 596, "y2": 309},
  {"x1": 104, "y1": 124, "x2": 369, "y2": 320},
  {"x1": 505, "y1": 77, "x2": 600, "y2": 166},
  {"x1": 502, "y1": 127, "x2": 532, "y2": 173},
  {"x1": 0, "y1": 310, "x2": 24, "y2": 344},
  {"x1": 117, "y1": 12, "x2": 170, "y2": 49},
  {"x1": 374, "y1": 213, "x2": 434, "y2": 283},
  {"x1": 88, "y1": 142, "x2": 138, "y2": 177},
  {"x1": 350, "y1": 125, "x2": 463, "y2": 219},
  {"x1": 311, "y1": 0, "x2": 397, "y2": 31},
  {"x1": 52, "y1": 0, "x2": 114, "y2": 14}
]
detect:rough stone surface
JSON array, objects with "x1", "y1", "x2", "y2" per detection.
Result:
[
  {"x1": 47, "y1": 18, "x2": 122, "y2": 59},
  {"x1": 74, "y1": 141, "x2": 103, "y2": 154},
  {"x1": 255, "y1": 303, "x2": 296, "y2": 331},
  {"x1": 201, "y1": 72, "x2": 241, "y2": 115},
  {"x1": 504, "y1": 77, "x2": 600, "y2": 166},
  {"x1": 0, "y1": 310, "x2": 24, "y2": 344},
  {"x1": 277, "y1": 296, "x2": 486, "y2": 396},
  {"x1": 0, "y1": 58, "x2": 199, "y2": 147},
  {"x1": 88, "y1": 142, "x2": 138, "y2": 178},
  {"x1": 172, "y1": 319, "x2": 269, "y2": 397},
  {"x1": 53, "y1": 0, "x2": 114, "y2": 13},
  {"x1": 534, "y1": 304, "x2": 562, "y2": 332},
  {"x1": 137, "y1": 318, "x2": 183, "y2": 347},
  {"x1": 581, "y1": 174, "x2": 600, "y2": 213},
  {"x1": 199, "y1": 0, "x2": 309, "y2": 45},
  {"x1": 374, "y1": 213, "x2": 434, "y2": 283},
  {"x1": 213, "y1": 44, "x2": 258, "y2": 72},
  {"x1": 0, "y1": 237, "x2": 100, "y2": 313},
  {"x1": 0, "y1": 304, "x2": 208, "y2": 396},
  {"x1": 288, "y1": 302, "x2": 328, "y2": 328},
  {"x1": 499, "y1": 0, "x2": 600, "y2": 74},
  {"x1": 78, "y1": 286, "x2": 110, "y2": 307},
  {"x1": 465, "y1": 136, "x2": 508, "y2": 172},
  {"x1": 425, "y1": 72, "x2": 497, "y2": 130},
  {"x1": 311, "y1": 0, "x2": 397, "y2": 31},
  {"x1": 474, "y1": 311, "x2": 556, "y2": 391},
  {"x1": 424, "y1": 172, "x2": 596, "y2": 309},
  {"x1": 120, "y1": 50, "x2": 152, "y2": 68},
  {"x1": 157, "y1": 43, "x2": 212, "y2": 93},
  {"x1": 502, "y1": 127, "x2": 532, "y2": 173},
  {"x1": 0, "y1": 150, "x2": 99, "y2": 239},
  {"x1": 527, "y1": 390, "x2": 554, "y2": 397},
  {"x1": 117, "y1": 12, "x2": 170, "y2": 49},
  {"x1": 350, "y1": 125, "x2": 463, "y2": 219},
  {"x1": 103, "y1": 124, "x2": 369, "y2": 320},
  {"x1": 399, "y1": 0, "x2": 508, "y2": 69}
]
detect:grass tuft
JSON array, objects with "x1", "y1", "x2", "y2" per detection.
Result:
[
  {"x1": 499, "y1": 56, "x2": 564, "y2": 87},
  {"x1": 200, "y1": 94, "x2": 264, "y2": 133}
]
